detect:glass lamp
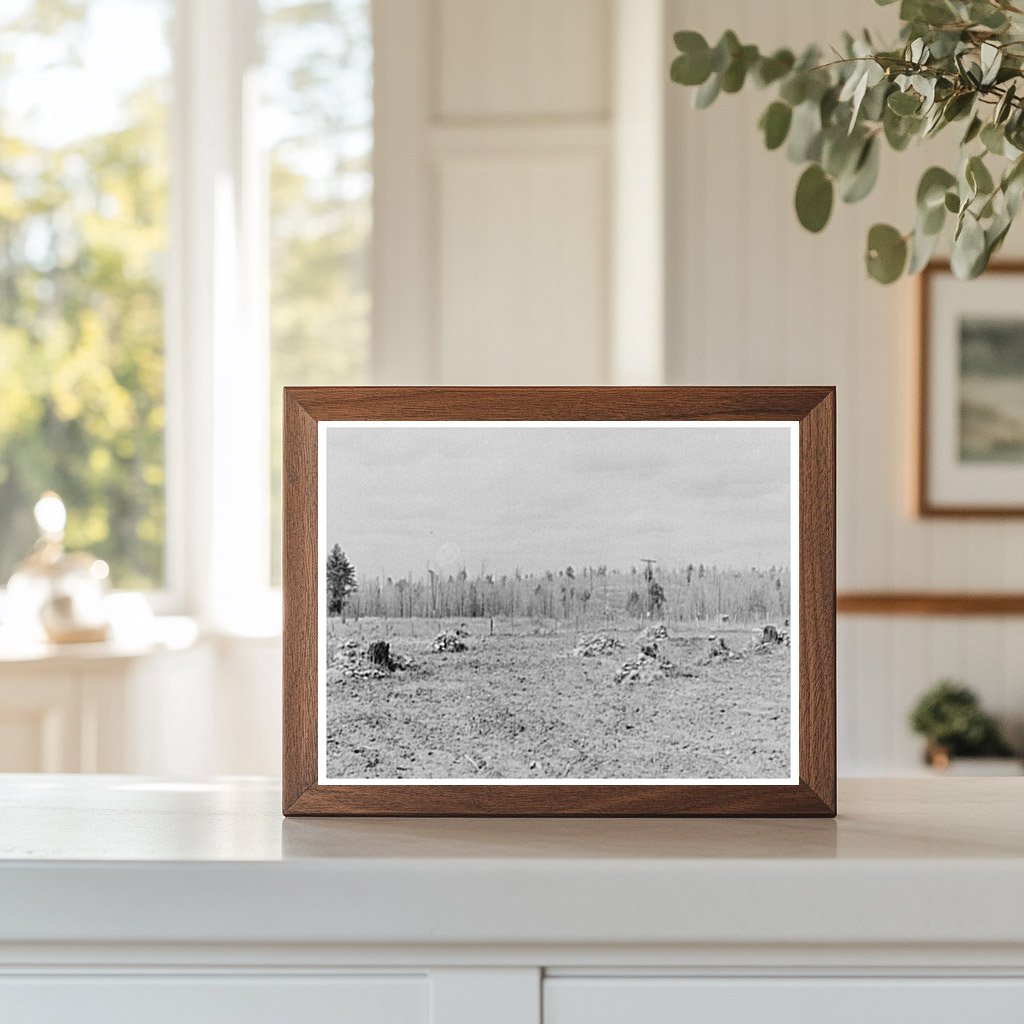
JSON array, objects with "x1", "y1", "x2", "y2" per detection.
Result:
[{"x1": 5, "y1": 493, "x2": 111, "y2": 644}]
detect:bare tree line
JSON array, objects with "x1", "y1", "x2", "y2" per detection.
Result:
[{"x1": 339, "y1": 563, "x2": 790, "y2": 626}]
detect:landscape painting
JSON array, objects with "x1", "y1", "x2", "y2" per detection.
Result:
[
  {"x1": 318, "y1": 422, "x2": 797, "y2": 784},
  {"x1": 959, "y1": 316, "x2": 1024, "y2": 463}
]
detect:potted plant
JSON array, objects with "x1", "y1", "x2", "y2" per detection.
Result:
[
  {"x1": 670, "y1": 0, "x2": 1024, "y2": 283},
  {"x1": 909, "y1": 680, "x2": 1020, "y2": 773}
]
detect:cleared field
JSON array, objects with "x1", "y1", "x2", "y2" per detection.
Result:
[{"x1": 324, "y1": 616, "x2": 791, "y2": 781}]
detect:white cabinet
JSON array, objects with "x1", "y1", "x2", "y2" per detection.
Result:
[
  {"x1": 2, "y1": 778, "x2": 1023, "y2": 1024},
  {"x1": 1, "y1": 975, "x2": 428, "y2": 1024},
  {"x1": 544, "y1": 978, "x2": 1024, "y2": 1024}
]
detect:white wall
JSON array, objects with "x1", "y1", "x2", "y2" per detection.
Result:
[
  {"x1": 373, "y1": 0, "x2": 667, "y2": 386},
  {"x1": 665, "y1": 0, "x2": 1024, "y2": 772}
]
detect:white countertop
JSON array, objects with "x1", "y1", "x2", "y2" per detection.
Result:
[{"x1": 2, "y1": 775, "x2": 1023, "y2": 950}]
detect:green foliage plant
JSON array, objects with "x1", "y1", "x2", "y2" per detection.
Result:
[
  {"x1": 909, "y1": 679, "x2": 1015, "y2": 757},
  {"x1": 671, "y1": 0, "x2": 1024, "y2": 283}
]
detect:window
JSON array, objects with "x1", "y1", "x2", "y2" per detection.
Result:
[
  {"x1": 0, "y1": 0, "x2": 172, "y2": 589},
  {"x1": 262, "y1": 0, "x2": 373, "y2": 581},
  {"x1": 0, "y1": 0, "x2": 373, "y2": 614}
]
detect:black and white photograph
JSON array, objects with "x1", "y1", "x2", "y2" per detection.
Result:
[{"x1": 318, "y1": 422, "x2": 798, "y2": 784}]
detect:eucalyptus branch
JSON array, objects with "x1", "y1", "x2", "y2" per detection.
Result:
[{"x1": 670, "y1": 0, "x2": 1024, "y2": 282}]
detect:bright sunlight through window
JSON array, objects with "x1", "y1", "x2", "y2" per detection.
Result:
[{"x1": 0, "y1": 0, "x2": 172, "y2": 589}]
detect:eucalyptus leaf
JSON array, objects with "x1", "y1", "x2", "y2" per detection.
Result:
[
  {"x1": 917, "y1": 166, "x2": 957, "y2": 210},
  {"x1": 888, "y1": 90, "x2": 921, "y2": 115},
  {"x1": 671, "y1": 51, "x2": 712, "y2": 87},
  {"x1": 970, "y1": 2, "x2": 1009, "y2": 29},
  {"x1": 884, "y1": 106, "x2": 922, "y2": 150},
  {"x1": 951, "y1": 211, "x2": 987, "y2": 278},
  {"x1": 962, "y1": 115, "x2": 983, "y2": 145},
  {"x1": 921, "y1": 103, "x2": 942, "y2": 138},
  {"x1": 903, "y1": 0, "x2": 959, "y2": 28},
  {"x1": 942, "y1": 91, "x2": 974, "y2": 122},
  {"x1": 710, "y1": 31, "x2": 740, "y2": 73},
  {"x1": 721, "y1": 44, "x2": 759, "y2": 93},
  {"x1": 866, "y1": 223, "x2": 908, "y2": 283},
  {"x1": 842, "y1": 137, "x2": 881, "y2": 203},
  {"x1": 981, "y1": 121, "x2": 1006, "y2": 155},
  {"x1": 981, "y1": 45, "x2": 1005, "y2": 85},
  {"x1": 754, "y1": 49, "x2": 795, "y2": 87},
  {"x1": 967, "y1": 154, "x2": 995, "y2": 195},
  {"x1": 995, "y1": 82, "x2": 1017, "y2": 124},
  {"x1": 908, "y1": 221, "x2": 942, "y2": 273},
  {"x1": 760, "y1": 101, "x2": 793, "y2": 150},
  {"x1": 779, "y1": 74, "x2": 807, "y2": 106},
  {"x1": 914, "y1": 75, "x2": 937, "y2": 111},
  {"x1": 795, "y1": 164, "x2": 834, "y2": 232},
  {"x1": 861, "y1": 79, "x2": 892, "y2": 122},
  {"x1": 921, "y1": 200, "x2": 946, "y2": 235},
  {"x1": 822, "y1": 128, "x2": 864, "y2": 178},
  {"x1": 787, "y1": 101, "x2": 823, "y2": 162},
  {"x1": 694, "y1": 73, "x2": 721, "y2": 109},
  {"x1": 980, "y1": 42, "x2": 1003, "y2": 86},
  {"x1": 1004, "y1": 158, "x2": 1024, "y2": 216}
]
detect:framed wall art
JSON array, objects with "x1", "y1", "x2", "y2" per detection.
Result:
[
  {"x1": 283, "y1": 387, "x2": 836, "y2": 816},
  {"x1": 918, "y1": 261, "x2": 1024, "y2": 517}
]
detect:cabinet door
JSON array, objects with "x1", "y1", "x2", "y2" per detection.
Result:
[
  {"x1": 544, "y1": 977, "x2": 1024, "y2": 1024},
  {"x1": 0, "y1": 974, "x2": 428, "y2": 1024}
]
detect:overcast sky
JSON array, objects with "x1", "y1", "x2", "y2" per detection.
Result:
[{"x1": 324, "y1": 425, "x2": 792, "y2": 580}]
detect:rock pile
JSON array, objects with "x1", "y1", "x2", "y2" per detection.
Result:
[
  {"x1": 571, "y1": 633, "x2": 625, "y2": 657},
  {"x1": 615, "y1": 641, "x2": 675, "y2": 683},
  {"x1": 326, "y1": 636, "x2": 358, "y2": 668},
  {"x1": 327, "y1": 636, "x2": 414, "y2": 679},
  {"x1": 698, "y1": 636, "x2": 736, "y2": 665},
  {"x1": 433, "y1": 630, "x2": 468, "y2": 653}
]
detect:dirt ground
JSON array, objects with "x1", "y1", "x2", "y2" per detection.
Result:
[{"x1": 324, "y1": 617, "x2": 791, "y2": 781}]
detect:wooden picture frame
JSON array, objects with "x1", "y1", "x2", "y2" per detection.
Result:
[
  {"x1": 283, "y1": 387, "x2": 836, "y2": 817},
  {"x1": 917, "y1": 260, "x2": 1024, "y2": 517}
]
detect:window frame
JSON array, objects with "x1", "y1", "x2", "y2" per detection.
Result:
[
  {"x1": 5, "y1": 0, "x2": 372, "y2": 633},
  {"x1": 165, "y1": 0, "x2": 279, "y2": 632}
]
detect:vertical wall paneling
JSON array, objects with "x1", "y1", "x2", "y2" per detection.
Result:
[
  {"x1": 376, "y1": 0, "x2": 640, "y2": 385},
  {"x1": 372, "y1": 0, "x2": 437, "y2": 384},
  {"x1": 665, "y1": 0, "x2": 1024, "y2": 773},
  {"x1": 432, "y1": 0, "x2": 613, "y2": 385},
  {"x1": 611, "y1": 0, "x2": 665, "y2": 384}
]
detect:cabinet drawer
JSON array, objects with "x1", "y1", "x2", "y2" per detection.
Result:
[
  {"x1": 544, "y1": 977, "x2": 1024, "y2": 1024},
  {"x1": 0, "y1": 974, "x2": 428, "y2": 1024}
]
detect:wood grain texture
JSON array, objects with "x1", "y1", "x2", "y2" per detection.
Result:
[
  {"x1": 282, "y1": 392, "x2": 319, "y2": 812},
  {"x1": 916, "y1": 260, "x2": 1024, "y2": 518},
  {"x1": 798, "y1": 389, "x2": 837, "y2": 812},
  {"x1": 838, "y1": 592, "x2": 1024, "y2": 616},
  {"x1": 282, "y1": 387, "x2": 836, "y2": 817}
]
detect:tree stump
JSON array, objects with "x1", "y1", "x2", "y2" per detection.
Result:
[{"x1": 367, "y1": 640, "x2": 395, "y2": 671}]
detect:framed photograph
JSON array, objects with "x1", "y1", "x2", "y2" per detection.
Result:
[
  {"x1": 283, "y1": 387, "x2": 835, "y2": 816},
  {"x1": 918, "y1": 261, "x2": 1024, "y2": 516}
]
